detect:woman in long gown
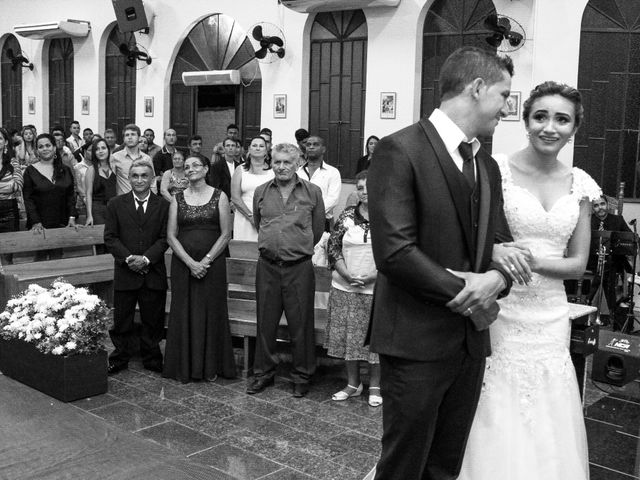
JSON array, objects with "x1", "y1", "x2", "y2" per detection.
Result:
[
  {"x1": 457, "y1": 82, "x2": 601, "y2": 479},
  {"x1": 163, "y1": 155, "x2": 236, "y2": 383},
  {"x1": 230, "y1": 136, "x2": 274, "y2": 241}
]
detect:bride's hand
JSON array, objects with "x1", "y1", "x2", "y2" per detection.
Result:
[{"x1": 492, "y1": 242, "x2": 533, "y2": 285}]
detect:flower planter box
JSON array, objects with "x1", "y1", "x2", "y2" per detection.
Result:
[{"x1": 0, "y1": 338, "x2": 108, "y2": 402}]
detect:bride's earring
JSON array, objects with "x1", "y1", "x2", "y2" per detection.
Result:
[
  {"x1": 567, "y1": 137, "x2": 573, "y2": 144},
  {"x1": 526, "y1": 132, "x2": 531, "y2": 140}
]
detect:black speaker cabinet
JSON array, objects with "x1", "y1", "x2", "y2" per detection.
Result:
[
  {"x1": 591, "y1": 330, "x2": 640, "y2": 387},
  {"x1": 112, "y1": 0, "x2": 149, "y2": 33}
]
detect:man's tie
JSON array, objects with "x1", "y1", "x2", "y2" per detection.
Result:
[
  {"x1": 136, "y1": 199, "x2": 145, "y2": 220},
  {"x1": 458, "y1": 142, "x2": 476, "y2": 189},
  {"x1": 599, "y1": 220, "x2": 604, "y2": 231}
]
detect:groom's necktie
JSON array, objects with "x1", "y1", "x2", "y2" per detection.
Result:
[{"x1": 458, "y1": 142, "x2": 475, "y2": 189}]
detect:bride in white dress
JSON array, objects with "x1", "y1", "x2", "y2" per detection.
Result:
[{"x1": 457, "y1": 82, "x2": 601, "y2": 479}]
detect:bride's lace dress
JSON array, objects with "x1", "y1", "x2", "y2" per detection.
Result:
[{"x1": 458, "y1": 155, "x2": 601, "y2": 480}]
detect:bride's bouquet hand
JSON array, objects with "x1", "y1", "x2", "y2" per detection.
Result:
[{"x1": 492, "y1": 242, "x2": 533, "y2": 285}]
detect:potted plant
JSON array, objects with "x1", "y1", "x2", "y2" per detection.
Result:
[{"x1": 0, "y1": 279, "x2": 110, "y2": 402}]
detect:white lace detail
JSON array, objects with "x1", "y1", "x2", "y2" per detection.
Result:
[{"x1": 482, "y1": 155, "x2": 602, "y2": 424}]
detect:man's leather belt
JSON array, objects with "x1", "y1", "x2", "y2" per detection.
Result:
[{"x1": 259, "y1": 254, "x2": 311, "y2": 268}]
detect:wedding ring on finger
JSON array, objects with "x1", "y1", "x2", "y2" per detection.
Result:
[
  {"x1": 465, "y1": 308, "x2": 473, "y2": 316},
  {"x1": 509, "y1": 264, "x2": 517, "y2": 272}
]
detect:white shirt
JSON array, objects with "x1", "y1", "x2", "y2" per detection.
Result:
[
  {"x1": 298, "y1": 161, "x2": 342, "y2": 219},
  {"x1": 226, "y1": 159, "x2": 235, "y2": 177},
  {"x1": 66, "y1": 135, "x2": 83, "y2": 152},
  {"x1": 110, "y1": 149, "x2": 156, "y2": 195},
  {"x1": 132, "y1": 192, "x2": 151, "y2": 213},
  {"x1": 429, "y1": 108, "x2": 479, "y2": 179}
]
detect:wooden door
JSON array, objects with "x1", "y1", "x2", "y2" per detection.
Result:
[
  {"x1": 48, "y1": 38, "x2": 74, "y2": 133},
  {"x1": 421, "y1": 0, "x2": 497, "y2": 152},
  {"x1": 240, "y1": 79, "x2": 262, "y2": 148},
  {"x1": 1, "y1": 35, "x2": 23, "y2": 131},
  {"x1": 577, "y1": 0, "x2": 640, "y2": 198},
  {"x1": 170, "y1": 14, "x2": 260, "y2": 147},
  {"x1": 105, "y1": 27, "x2": 136, "y2": 143},
  {"x1": 309, "y1": 10, "x2": 367, "y2": 178}
]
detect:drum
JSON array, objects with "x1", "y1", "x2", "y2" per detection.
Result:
[{"x1": 611, "y1": 231, "x2": 638, "y2": 256}]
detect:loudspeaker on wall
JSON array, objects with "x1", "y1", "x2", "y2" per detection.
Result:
[{"x1": 112, "y1": 0, "x2": 149, "y2": 33}]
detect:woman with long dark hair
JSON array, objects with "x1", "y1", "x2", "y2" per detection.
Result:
[
  {"x1": 0, "y1": 128, "x2": 23, "y2": 264},
  {"x1": 23, "y1": 133, "x2": 76, "y2": 260},
  {"x1": 15, "y1": 125, "x2": 37, "y2": 167},
  {"x1": 230, "y1": 136, "x2": 274, "y2": 241},
  {"x1": 84, "y1": 138, "x2": 116, "y2": 226},
  {"x1": 355, "y1": 135, "x2": 379, "y2": 174}
]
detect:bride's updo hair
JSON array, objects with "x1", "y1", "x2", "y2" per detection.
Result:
[{"x1": 522, "y1": 81, "x2": 584, "y2": 129}]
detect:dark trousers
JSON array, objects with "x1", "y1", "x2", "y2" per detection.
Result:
[
  {"x1": 253, "y1": 257, "x2": 316, "y2": 384},
  {"x1": 109, "y1": 285, "x2": 166, "y2": 368},
  {"x1": 374, "y1": 352, "x2": 485, "y2": 480}
]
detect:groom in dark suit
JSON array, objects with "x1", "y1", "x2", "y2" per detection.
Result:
[
  {"x1": 368, "y1": 47, "x2": 515, "y2": 479},
  {"x1": 104, "y1": 160, "x2": 170, "y2": 374}
]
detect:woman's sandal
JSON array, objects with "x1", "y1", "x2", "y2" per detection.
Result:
[
  {"x1": 368, "y1": 387, "x2": 382, "y2": 407},
  {"x1": 332, "y1": 383, "x2": 363, "y2": 401}
]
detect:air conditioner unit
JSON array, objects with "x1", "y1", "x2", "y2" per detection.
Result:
[
  {"x1": 14, "y1": 20, "x2": 91, "y2": 40},
  {"x1": 280, "y1": 0, "x2": 399, "y2": 13},
  {"x1": 182, "y1": 70, "x2": 241, "y2": 86}
]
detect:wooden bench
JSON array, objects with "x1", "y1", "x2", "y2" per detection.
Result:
[
  {"x1": 159, "y1": 240, "x2": 331, "y2": 376},
  {"x1": 0, "y1": 226, "x2": 112, "y2": 309}
]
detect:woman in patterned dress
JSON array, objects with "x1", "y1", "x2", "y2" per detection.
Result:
[{"x1": 324, "y1": 170, "x2": 381, "y2": 407}]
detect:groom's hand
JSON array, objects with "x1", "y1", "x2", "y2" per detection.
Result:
[
  {"x1": 445, "y1": 270, "x2": 506, "y2": 319},
  {"x1": 468, "y1": 302, "x2": 500, "y2": 331}
]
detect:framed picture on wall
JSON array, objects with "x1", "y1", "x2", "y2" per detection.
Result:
[
  {"x1": 144, "y1": 96, "x2": 154, "y2": 117},
  {"x1": 274, "y1": 94, "x2": 287, "y2": 118},
  {"x1": 27, "y1": 97, "x2": 35, "y2": 115},
  {"x1": 81, "y1": 96, "x2": 90, "y2": 115},
  {"x1": 503, "y1": 91, "x2": 521, "y2": 121},
  {"x1": 380, "y1": 92, "x2": 396, "y2": 119}
]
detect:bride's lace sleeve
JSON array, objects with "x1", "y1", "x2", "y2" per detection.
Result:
[{"x1": 572, "y1": 167, "x2": 602, "y2": 201}]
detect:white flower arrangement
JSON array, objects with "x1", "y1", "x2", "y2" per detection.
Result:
[{"x1": 0, "y1": 279, "x2": 110, "y2": 356}]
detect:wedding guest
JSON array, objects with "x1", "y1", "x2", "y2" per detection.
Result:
[
  {"x1": 15, "y1": 125, "x2": 37, "y2": 167},
  {"x1": 208, "y1": 137, "x2": 241, "y2": 200},
  {"x1": 355, "y1": 135, "x2": 379, "y2": 174},
  {"x1": 23, "y1": 133, "x2": 77, "y2": 260},
  {"x1": 160, "y1": 150, "x2": 189, "y2": 202},
  {"x1": 110, "y1": 124, "x2": 155, "y2": 195},
  {"x1": 144, "y1": 128, "x2": 161, "y2": 159},
  {"x1": 0, "y1": 128, "x2": 23, "y2": 264},
  {"x1": 230, "y1": 136, "x2": 274, "y2": 241},
  {"x1": 324, "y1": 170, "x2": 381, "y2": 406},
  {"x1": 104, "y1": 160, "x2": 169, "y2": 374},
  {"x1": 163, "y1": 155, "x2": 236, "y2": 383},
  {"x1": 66, "y1": 120, "x2": 83, "y2": 152},
  {"x1": 84, "y1": 138, "x2": 116, "y2": 226},
  {"x1": 246, "y1": 143, "x2": 325, "y2": 398},
  {"x1": 51, "y1": 126, "x2": 76, "y2": 168}
]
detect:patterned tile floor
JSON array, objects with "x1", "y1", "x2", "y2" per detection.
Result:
[{"x1": 60, "y1": 350, "x2": 640, "y2": 480}]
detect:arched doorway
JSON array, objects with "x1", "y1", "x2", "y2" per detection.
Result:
[
  {"x1": 577, "y1": 0, "x2": 640, "y2": 198},
  {"x1": 1, "y1": 35, "x2": 23, "y2": 131},
  {"x1": 421, "y1": 0, "x2": 497, "y2": 151},
  {"x1": 49, "y1": 38, "x2": 74, "y2": 133},
  {"x1": 170, "y1": 14, "x2": 261, "y2": 152},
  {"x1": 105, "y1": 26, "x2": 136, "y2": 142},
  {"x1": 309, "y1": 9, "x2": 367, "y2": 178}
]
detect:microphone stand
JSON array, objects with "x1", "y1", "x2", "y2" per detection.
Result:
[
  {"x1": 592, "y1": 240, "x2": 608, "y2": 325},
  {"x1": 621, "y1": 219, "x2": 638, "y2": 333}
]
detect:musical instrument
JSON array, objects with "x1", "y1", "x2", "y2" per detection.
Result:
[{"x1": 616, "y1": 181, "x2": 625, "y2": 215}]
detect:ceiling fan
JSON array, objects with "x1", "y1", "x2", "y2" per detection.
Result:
[
  {"x1": 250, "y1": 23, "x2": 286, "y2": 63},
  {"x1": 5, "y1": 48, "x2": 33, "y2": 71},
  {"x1": 484, "y1": 14, "x2": 526, "y2": 52}
]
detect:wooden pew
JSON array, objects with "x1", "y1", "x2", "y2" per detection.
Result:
[{"x1": 0, "y1": 226, "x2": 112, "y2": 308}]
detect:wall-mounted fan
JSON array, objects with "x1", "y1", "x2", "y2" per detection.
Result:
[
  {"x1": 5, "y1": 48, "x2": 33, "y2": 71},
  {"x1": 250, "y1": 22, "x2": 286, "y2": 63},
  {"x1": 484, "y1": 14, "x2": 526, "y2": 53},
  {"x1": 119, "y1": 41, "x2": 152, "y2": 69}
]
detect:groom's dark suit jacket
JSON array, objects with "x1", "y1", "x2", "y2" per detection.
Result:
[{"x1": 368, "y1": 118, "x2": 513, "y2": 361}]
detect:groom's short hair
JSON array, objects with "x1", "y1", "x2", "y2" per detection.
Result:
[{"x1": 439, "y1": 47, "x2": 514, "y2": 100}]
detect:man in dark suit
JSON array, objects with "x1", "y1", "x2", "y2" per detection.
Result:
[
  {"x1": 104, "y1": 160, "x2": 170, "y2": 374},
  {"x1": 208, "y1": 137, "x2": 242, "y2": 199},
  {"x1": 367, "y1": 47, "x2": 515, "y2": 479},
  {"x1": 588, "y1": 195, "x2": 633, "y2": 330}
]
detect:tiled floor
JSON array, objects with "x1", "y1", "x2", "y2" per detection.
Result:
[
  {"x1": 2, "y1": 347, "x2": 639, "y2": 479},
  {"x1": 74, "y1": 360, "x2": 382, "y2": 480}
]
